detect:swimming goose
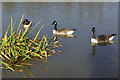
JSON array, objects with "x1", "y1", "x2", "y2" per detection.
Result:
[
  {"x1": 52, "y1": 21, "x2": 76, "y2": 35},
  {"x1": 91, "y1": 27, "x2": 116, "y2": 43},
  {"x1": 22, "y1": 19, "x2": 31, "y2": 28}
]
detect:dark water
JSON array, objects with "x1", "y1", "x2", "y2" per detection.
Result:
[{"x1": 2, "y1": 2, "x2": 118, "y2": 78}]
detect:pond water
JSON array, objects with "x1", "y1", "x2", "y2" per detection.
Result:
[{"x1": 2, "y1": 2, "x2": 118, "y2": 78}]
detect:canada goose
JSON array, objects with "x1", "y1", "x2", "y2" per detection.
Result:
[
  {"x1": 91, "y1": 27, "x2": 116, "y2": 43},
  {"x1": 22, "y1": 19, "x2": 31, "y2": 28},
  {"x1": 52, "y1": 21, "x2": 76, "y2": 35}
]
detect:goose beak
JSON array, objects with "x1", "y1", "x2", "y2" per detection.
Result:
[
  {"x1": 52, "y1": 21, "x2": 57, "y2": 25},
  {"x1": 52, "y1": 22, "x2": 54, "y2": 25}
]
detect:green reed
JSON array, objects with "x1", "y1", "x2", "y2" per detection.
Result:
[{"x1": 0, "y1": 15, "x2": 62, "y2": 72}]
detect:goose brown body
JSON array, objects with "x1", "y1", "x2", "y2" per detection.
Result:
[
  {"x1": 91, "y1": 27, "x2": 116, "y2": 43},
  {"x1": 52, "y1": 21, "x2": 76, "y2": 34}
]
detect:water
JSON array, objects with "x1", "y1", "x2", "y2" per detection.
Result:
[{"x1": 2, "y1": 2, "x2": 118, "y2": 78}]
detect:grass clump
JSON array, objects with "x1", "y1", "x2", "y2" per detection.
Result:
[{"x1": 0, "y1": 15, "x2": 62, "y2": 72}]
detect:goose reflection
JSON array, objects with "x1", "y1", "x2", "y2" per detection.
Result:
[
  {"x1": 91, "y1": 41, "x2": 115, "y2": 56},
  {"x1": 53, "y1": 34, "x2": 77, "y2": 38}
]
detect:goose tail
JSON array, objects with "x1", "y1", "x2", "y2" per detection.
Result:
[
  {"x1": 72, "y1": 29, "x2": 76, "y2": 31},
  {"x1": 109, "y1": 34, "x2": 116, "y2": 41},
  {"x1": 111, "y1": 34, "x2": 116, "y2": 36}
]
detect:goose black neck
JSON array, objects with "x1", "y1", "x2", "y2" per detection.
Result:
[
  {"x1": 92, "y1": 31, "x2": 96, "y2": 38},
  {"x1": 54, "y1": 24, "x2": 57, "y2": 30}
]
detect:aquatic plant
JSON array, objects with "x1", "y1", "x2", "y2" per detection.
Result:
[{"x1": 0, "y1": 14, "x2": 62, "y2": 72}]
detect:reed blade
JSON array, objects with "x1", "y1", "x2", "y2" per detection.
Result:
[
  {"x1": 21, "y1": 21, "x2": 32, "y2": 38},
  {"x1": 2, "y1": 25, "x2": 10, "y2": 45},
  {"x1": 16, "y1": 14, "x2": 25, "y2": 33},
  {"x1": 27, "y1": 20, "x2": 42, "y2": 36},
  {"x1": 11, "y1": 17, "x2": 13, "y2": 35},
  {"x1": 1, "y1": 62, "x2": 15, "y2": 71},
  {"x1": 34, "y1": 24, "x2": 44, "y2": 41},
  {"x1": 36, "y1": 37, "x2": 44, "y2": 52}
]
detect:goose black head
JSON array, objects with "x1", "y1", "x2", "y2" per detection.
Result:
[
  {"x1": 92, "y1": 27, "x2": 95, "y2": 32},
  {"x1": 24, "y1": 19, "x2": 29, "y2": 22},
  {"x1": 23, "y1": 19, "x2": 30, "y2": 25},
  {"x1": 52, "y1": 21, "x2": 57, "y2": 25}
]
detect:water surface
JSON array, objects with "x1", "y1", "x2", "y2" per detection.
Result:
[{"x1": 2, "y1": 2, "x2": 118, "y2": 78}]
